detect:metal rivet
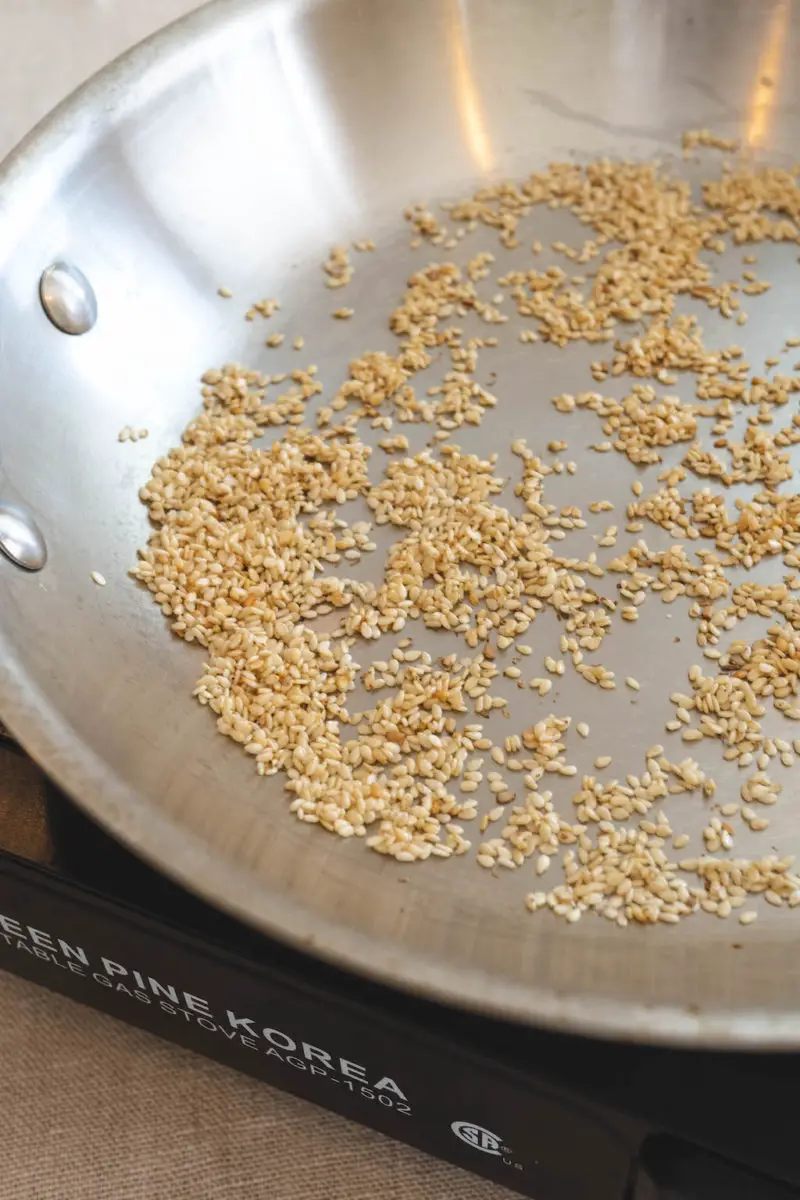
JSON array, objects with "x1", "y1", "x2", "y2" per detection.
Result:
[
  {"x1": 39, "y1": 261, "x2": 97, "y2": 335},
  {"x1": 0, "y1": 503, "x2": 47, "y2": 571}
]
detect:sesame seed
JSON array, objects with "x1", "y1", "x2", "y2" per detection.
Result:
[
  {"x1": 127, "y1": 148, "x2": 800, "y2": 931},
  {"x1": 90, "y1": 571, "x2": 106, "y2": 587}
]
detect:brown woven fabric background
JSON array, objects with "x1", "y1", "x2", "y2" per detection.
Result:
[{"x1": 0, "y1": 970, "x2": 514, "y2": 1199}]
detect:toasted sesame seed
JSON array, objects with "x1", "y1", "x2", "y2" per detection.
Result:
[
  {"x1": 530, "y1": 677, "x2": 553, "y2": 695},
  {"x1": 128, "y1": 150, "x2": 800, "y2": 931}
]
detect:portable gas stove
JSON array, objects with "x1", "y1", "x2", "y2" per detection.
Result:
[{"x1": 0, "y1": 728, "x2": 795, "y2": 1200}]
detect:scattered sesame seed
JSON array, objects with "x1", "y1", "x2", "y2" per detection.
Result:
[
  {"x1": 129, "y1": 144, "x2": 800, "y2": 932},
  {"x1": 90, "y1": 571, "x2": 106, "y2": 587},
  {"x1": 118, "y1": 425, "x2": 149, "y2": 443},
  {"x1": 323, "y1": 245, "x2": 353, "y2": 288}
]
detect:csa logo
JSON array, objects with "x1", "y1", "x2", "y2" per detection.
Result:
[{"x1": 450, "y1": 1121, "x2": 503, "y2": 1155}]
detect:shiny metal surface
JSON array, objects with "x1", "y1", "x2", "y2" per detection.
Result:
[
  {"x1": 0, "y1": 504, "x2": 47, "y2": 571},
  {"x1": 39, "y1": 261, "x2": 98, "y2": 335},
  {"x1": 1, "y1": 0, "x2": 800, "y2": 1047}
]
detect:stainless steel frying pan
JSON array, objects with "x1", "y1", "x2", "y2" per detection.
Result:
[{"x1": 1, "y1": 0, "x2": 799, "y2": 1048}]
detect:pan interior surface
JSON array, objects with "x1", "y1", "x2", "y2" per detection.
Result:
[{"x1": 2, "y1": 0, "x2": 800, "y2": 1047}]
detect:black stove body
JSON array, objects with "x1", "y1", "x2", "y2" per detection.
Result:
[{"x1": 0, "y1": 733, "x2": 796, "y2": 1200}]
